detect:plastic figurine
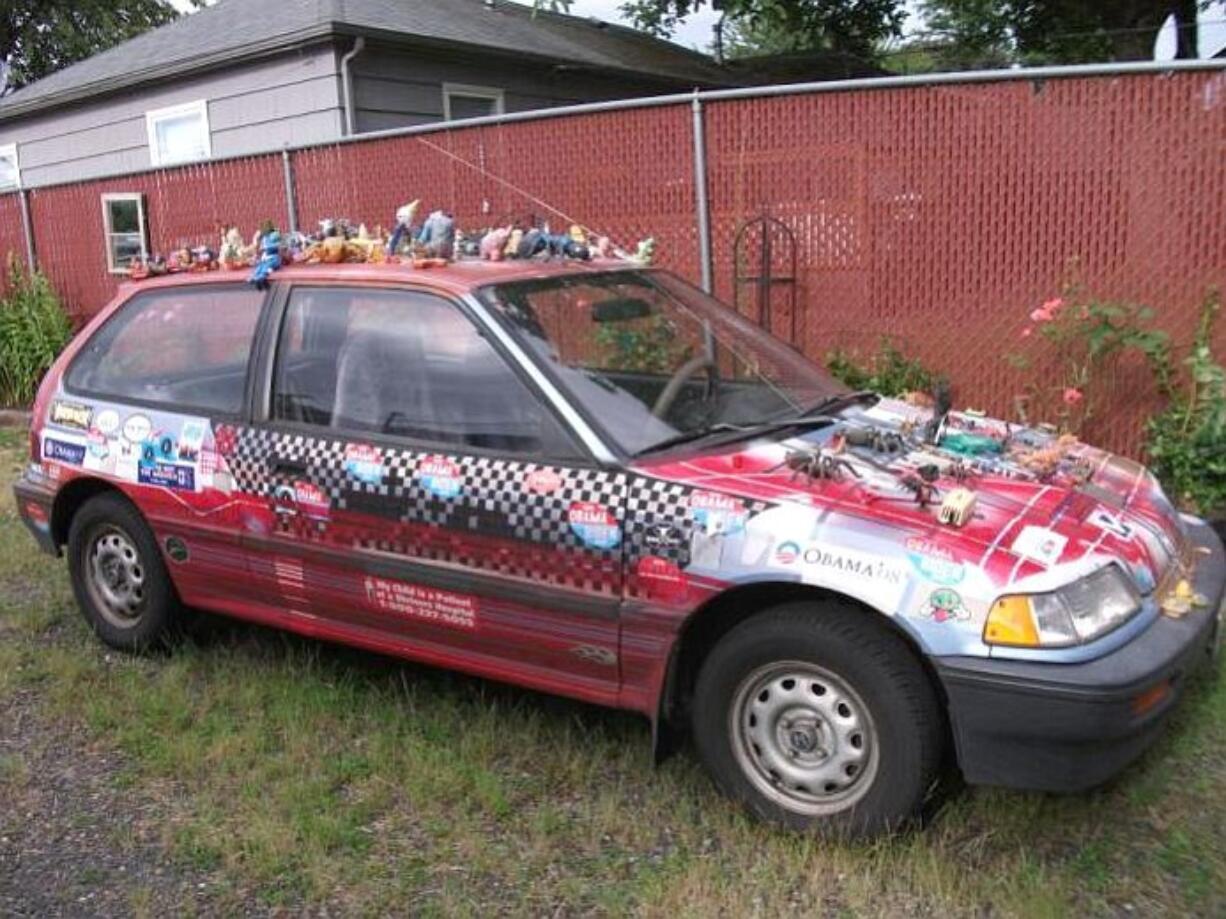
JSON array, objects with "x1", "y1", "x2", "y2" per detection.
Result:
[
  {"x1": 190, "y1": 247, "x2": 217, "y2": 272},
  {"x1": 545, "y1": 232, "x2": 589, "y2": 260},
  {"x1": 504, "y1": 228, "x2": 524, "y2": 259},
  {"x1": 592, "y1": 236, "x2": 613, "y2": 259},
  {"x1": 633, "y1": 237, "x2": 656, "y2": 264},
  {"x1": 248, "y1": 230, "x2": 282, "y2": 290},
  {"x1": 219, "y1": 226, "x2": 246, "y2": 269},
  {"x1": 417, "y1": 210, "x2": 455, "y2": 259},
  {"x1": 480, "y1": 227, "x2": 511, "y2": 260},
  {"x1": 386, "y1": 200, "x2": 420, "y2": 256},
  {"x1": 517, "y1": 227, "x2": 548, "y2": 259}
]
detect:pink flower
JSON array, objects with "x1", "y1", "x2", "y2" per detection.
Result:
[
  {"x1": 1020, "y1": 326, "x2": 1033, "y2": 338},
  {"x1": 1030, "y1": 307, "x2": 1053, "y2": 323},
  {"x1": 1041, "y1": 297, "x2": 1065, "y2": 313},
  {"x1": 1062, "y1": 387, "x2": 1083, "y2": 405}
]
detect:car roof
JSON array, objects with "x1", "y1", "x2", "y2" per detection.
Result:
[{"x1": 116, "y1": 258, "x2": 647, "y2": 299}]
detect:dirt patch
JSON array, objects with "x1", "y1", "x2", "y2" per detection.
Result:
[{"x1": 0, "y1": 686, "x2": 241, "y2": 917}]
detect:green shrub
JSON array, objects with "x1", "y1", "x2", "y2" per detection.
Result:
[
  {"x1": 1146, "y1": 292, "x2": 1226, "y2": 517},
  {"x1": 825, "y1": 337, "x2": 937, "y2": 396},
  {"x1": 0, "y1": 255, "x2": 73, "y2": 408}
]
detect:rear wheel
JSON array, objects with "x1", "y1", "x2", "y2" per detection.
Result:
[
  {"x1": 67, "y1": 493, "x2": 183, "y2": 651},
  {"x1": 692, "y1": 602, "x2": 943, "y2": 836}
]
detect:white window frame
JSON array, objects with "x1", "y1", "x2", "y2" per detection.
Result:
[
  {"x1": 0, "y1": 143, "x2": 20, "y2": 191},
  {"x1": 145, "y1": 99, "x2": 211, "y2": 167},
  {"x1": 101, "y1": 193, "x2": 148, "y2": 275},
  {"x1": 442, "y1": 83, "x2": 505, "y2": 121}
]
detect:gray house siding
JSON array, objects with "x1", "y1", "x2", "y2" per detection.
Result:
[
  {"x1": 0, "y1": 46, "x2": 343, "y2": 188},
  {"x1": 348, "y1": 43, "x2": 688, "y2": 134}
]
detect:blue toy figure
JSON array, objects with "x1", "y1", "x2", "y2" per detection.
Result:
[
  {"x1": 417, "y1": 210, "x2": 455, "y2": 259},
  {"x1": 248, "y1": 230, "x2": 282, "y2": 289}
]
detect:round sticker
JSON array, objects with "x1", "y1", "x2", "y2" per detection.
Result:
[{"x1": 122, "y1": 414, "x2": 152, "y2": 443}]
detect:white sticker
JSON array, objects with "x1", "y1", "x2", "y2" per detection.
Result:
[
  {"x1": 1088, "y1": 509, "x2": 1133, "y2": 541},
  {"x1": 94, "y1": 409, "x2": 120, "y2": 436},
  {"x1": 774, "y1": 542, "x2": 908, "y2": 611},
  {"x1": 122, "y1": 414, "x2": 152, "y2": 444},
  {"x1": 1011, "y1": 525, "x2": 1068, "y2": 565}
]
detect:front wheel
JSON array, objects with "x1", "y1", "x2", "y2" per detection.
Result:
[
  {"x1": 67, "y1": 492, "x2": 184, "y2": 652},
  {"x1": 691, "y1": 602, "x2": 944, "y2": 836}
]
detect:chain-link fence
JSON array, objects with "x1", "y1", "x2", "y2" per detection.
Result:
[{"x1": 1, "y1": 64, "x2": 1223, "y2": 455}]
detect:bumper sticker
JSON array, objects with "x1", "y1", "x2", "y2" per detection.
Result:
[
  {"x1": 364, "y1": 577, "x2": 477, "y2": 630},
  {"x1": 418, "y1": 455, "x2": 463, "y2": 499},
  {"x1": 568, "y1": 502, "x2": 621, "y2": 549}
]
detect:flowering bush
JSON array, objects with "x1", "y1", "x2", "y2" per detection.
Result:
[
  {"x1": 1008, "y1": 288, "x2": 1170, "y2": 435},
  {"x1": 1145, "y1": 292, "x2": 1226, "y2": 516}
]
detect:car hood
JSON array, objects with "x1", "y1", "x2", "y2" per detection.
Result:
[{"x1": 633, "y1": 397, "x2": 1187, "y2": 597}]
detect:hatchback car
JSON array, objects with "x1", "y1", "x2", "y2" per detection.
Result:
[{"x1": 15, "y1": 261, "x2": 1224, "y2": 836}]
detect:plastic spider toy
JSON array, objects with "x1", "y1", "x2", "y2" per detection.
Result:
[
  {"x1": 896, "y1": 465, "x2": 941, "y2": 507},
  {"x1": 843, "y1": 425, "x2": 907, "y2": 455},
  {"x1": 770, "y1": 447, "x2": 861, "y2": 483}
]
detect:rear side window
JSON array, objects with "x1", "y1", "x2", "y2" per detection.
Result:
[
  {"x1": 271, "y1": 286, "x2": 579, "y2": 457},
  {"x1": 67, "y1": 286, "x2": 263, "y2": 415}
]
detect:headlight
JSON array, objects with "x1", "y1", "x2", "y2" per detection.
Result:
[{"x1": 983, "y1": 565, "x2": 1142, "y2": 648}]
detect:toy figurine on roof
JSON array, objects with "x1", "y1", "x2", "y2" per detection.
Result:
[
  {"x1": 480, "y1": 226, "x2": 512, "y2": 260},
  {"x1": 417, "y1": 210, "x2": 455, "y2": 260},
  {"x1": 248, "y1": 225, "x2": 282, "y2": 290},
  {"x1": 386, "y1": 200, "x2": 420, "y2": 257},
  {"x1": 218, "y1": 225, "x2": 247, "y2": 269}
]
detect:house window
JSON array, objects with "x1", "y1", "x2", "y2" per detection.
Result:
[
  {"x1": 442, "y1": 84, "x2": 504, "y2": 121},
  {"x1": 101, "y1": 194, "x2": 148, "y2": 274},
  {"x1": 145, "y1": 100, "x2": 211, "y2": 166},
  {"x1": 0, "y1": 144, "x2": 20, "y2": 190}
]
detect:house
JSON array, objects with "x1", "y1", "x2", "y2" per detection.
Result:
[{"x1": 0, "y1": 0, "x2": 730, "y2": 191}]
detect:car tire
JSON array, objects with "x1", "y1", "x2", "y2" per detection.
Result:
[
  {"x1": 691, "y1": 601, "x2": 943, "y2": 837},
  {"x1": 67, "y1": 492, "x2": 184, "y2": 652}
]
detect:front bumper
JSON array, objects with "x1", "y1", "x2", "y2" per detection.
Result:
[
  {"x1": 935, "y1": 519, "x2": 1224, "y2": 792},
  {"x1": 12, "y1": 476, "x2": 59, "y2": 556}
]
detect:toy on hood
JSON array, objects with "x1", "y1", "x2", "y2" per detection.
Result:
[
  {"x1": 387, "y1": 200, "x2": 420, "y2": 256},
  {"x1": 480, "y1": 226, "x2": 512, "y2": 260},
  {"x1": 248, "y1": 229, "x2": 282, "y2": 290},
  {"x1": 417, "y1": 210, "x2": 455, "y2": 259}
]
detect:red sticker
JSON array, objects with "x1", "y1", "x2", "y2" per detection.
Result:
[
  {"x1": 636, "y1": 555, "x2": 687, "y2": 601},
  {"x1": 292, "y1": 480, "x2": 331, "y2": 520},
  {"x1": 524, "y1": 468, "x2": 563, "y2": 495},
  {"x1": 364, "y1": 577, "x2": 477, "y2": 630}
]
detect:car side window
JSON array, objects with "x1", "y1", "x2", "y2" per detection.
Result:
[
  {"x1": 271, "y1": 286, "x2": 581, "y2": 457},
  {"x1": 66, "y1": 285, "x2": 264, "y2": 415}
]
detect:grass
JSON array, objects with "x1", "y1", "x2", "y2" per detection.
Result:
[{"x1": 0, "y1": 424, "x2": 1223, "y2": 915}]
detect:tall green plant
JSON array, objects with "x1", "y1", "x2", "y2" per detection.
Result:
[
  {"x1": 1146, "y1": 292, "x2": 1226, "y2": 517},
  {"x1": 0, "y1": 255, "x2": 73, "y2": 408},
  {"x1": 825, "y1": 338, "x2": 936, "y2": 397}
]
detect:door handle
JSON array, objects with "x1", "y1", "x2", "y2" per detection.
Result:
[{"x1": 269, "y1": 457, "x2": 308, "y2": 477}]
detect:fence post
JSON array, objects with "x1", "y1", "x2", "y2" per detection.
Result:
[
  {"x1": 281, "y1": 148, "x2": 299, "y2": 235},
  {"x1": 691, "y1": 91, "x2": 713, "y2": 294},
  {"x1": 18, "y1": 187, "x2": 36, "y2": 271}
]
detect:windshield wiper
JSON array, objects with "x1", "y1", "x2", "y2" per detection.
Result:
[
  {"x1": 634, "y1": 423, "x2": 763, "y2": 456},
  {"x1": 790, "y1": 390, "x2": 879, "y2": 420}
]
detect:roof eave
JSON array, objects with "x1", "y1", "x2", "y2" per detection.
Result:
[{"x1": 0, "y1": 20, "x2": 733, "y2": 124}]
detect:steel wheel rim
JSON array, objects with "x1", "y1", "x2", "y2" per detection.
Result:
[
  {"x1": 84, "y1": 525, "x2": 147, "y2": 629},
  {"x1": 729, "y1": 661, "x2": 879, "y2": 816}
]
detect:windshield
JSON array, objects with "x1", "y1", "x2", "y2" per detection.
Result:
[{"x1": 477, "y1": 269, "x2": 846, "y2": 455}]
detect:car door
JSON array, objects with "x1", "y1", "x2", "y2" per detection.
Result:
[{"x1": 233, "y1": 282, "x2": 627, "y2": 700}]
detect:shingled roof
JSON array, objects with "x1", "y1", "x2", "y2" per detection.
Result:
[{"x1": 0, "y1": 0, "x2": 730, "y2": 120}]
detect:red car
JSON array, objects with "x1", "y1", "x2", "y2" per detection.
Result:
[{"x1": 15, "y1": 261, "x2": 1224, "y2": 836}]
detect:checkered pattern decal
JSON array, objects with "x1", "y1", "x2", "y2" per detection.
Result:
[{"x1": 218, "y1": 425, "x2": 771, "y2": 594}]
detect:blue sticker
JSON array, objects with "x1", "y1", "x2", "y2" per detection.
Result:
[
  {"x1": 568, "y1": 502, "x2": 621, "y2": 550},
  {"x1": 904, "y1": 537, "x2": 965, "y2": 586},
  {"x1": 344, "y1": 443, "x2": 385, "y2": 486},
  {"x1": 138, "y1": 463, "x2": 195, "y2": 491},
  {"x1": 418, "y1": 455, "x2": 463, "y2": 499},
  {"x1": 43, "y1": 438, "x2": 85, "y2": 466}
]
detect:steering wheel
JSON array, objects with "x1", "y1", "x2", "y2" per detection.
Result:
[{"x1": 652, "y1": 354, "x2": 718, "y2": 419}]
